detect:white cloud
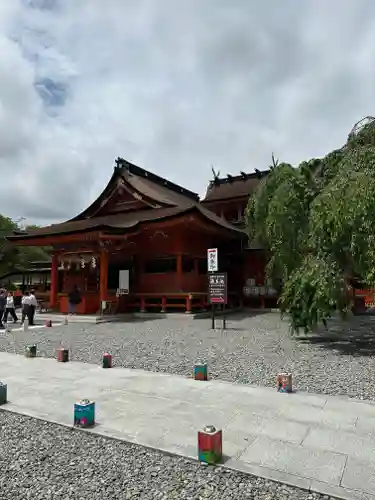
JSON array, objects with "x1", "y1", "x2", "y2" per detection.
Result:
[{"x1": 1, "y1": 0, "x2": 375, "y2": 223}]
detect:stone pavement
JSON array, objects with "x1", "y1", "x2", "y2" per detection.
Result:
[{"x1": 0, "y1": 353, "x2": 375, "y2": 500}]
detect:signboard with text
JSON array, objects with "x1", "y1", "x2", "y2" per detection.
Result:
[
  {"x1": 117, "y1": 269, "x2": 130, "y2": 296},
  {"x1": 208, "y1": 272, "x2": 227, "y2": 304},
  {"x1": 207, "y1": 248, "x2": 218, "y2": 272}
]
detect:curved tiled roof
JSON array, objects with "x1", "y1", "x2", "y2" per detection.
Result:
[
  {"x1": 203, "y1": 170, "x2": 269, "y2": 203},
  {"x1": 8, "y1": 204, "x2": 245, "y2": 241},
  {"x1": 8, "y1": 158, "x2": 248, "y2": 243},
  {"x1": 71, "y1": 158, "x2": 199, "y2": 221}
]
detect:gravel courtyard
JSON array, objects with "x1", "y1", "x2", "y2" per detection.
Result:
[
  {"x1": 1, "y1": 311, "x2": 375, "y2": 400},
  {"x1": 0, "y1": 411, "x2": 336, "y2": 500},
  {"x1": 2, "y1": 311, "x2": 369, "y2": 499}
]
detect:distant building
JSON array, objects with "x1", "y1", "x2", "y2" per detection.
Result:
[{"x1": 0, "y1": 261, "x2": 53, "y2": 290}]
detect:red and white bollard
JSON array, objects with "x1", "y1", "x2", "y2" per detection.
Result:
[
  {"x1": 102, "y1": 353, "x2": 112, "y2": 369},
  {"x1": 198, "y1": 425, "x2": 222, "y2": 464},
  {"x1": 277, "y1": 372, "x2": 293, "y2": 393},
  {"x1": 56, "y1": 347, "x2": 69, "y2": 362}
]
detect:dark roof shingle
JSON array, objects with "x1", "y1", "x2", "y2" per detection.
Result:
[
  {"x1": 203, "y1": 171, "x2": 269, "y2": 203},
  {"x1": 8, "y1": 204, "x2": 245, "y2": 241}
]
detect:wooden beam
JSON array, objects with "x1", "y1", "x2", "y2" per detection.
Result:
[
  {"x1": 8, "y1": 231, "x2": 103, "y2": 247},
  {"x1": 98, "y1": 231, "x2": 139, "y2": 241},
  {"x1": 50, "y1": 253, "x2": 58, "y2": 308},
  {"x1": 99, "y1": 249, "x2": 108, "y2": 303},
  {"x1": 177, "y1": 254, "x2": 182, "y2": 290}
]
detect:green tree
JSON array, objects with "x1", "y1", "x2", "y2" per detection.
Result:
[
  {"x1": 245, "y1": 117, "x2": 375, "y2": 333},
  {"x1": 0, "y1": 215, "x2": 20, "y2": 275},
  {"x1": 0, "y1": 216, "x2": 51, "y2": 276}
]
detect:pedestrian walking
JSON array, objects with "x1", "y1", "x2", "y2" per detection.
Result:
[
  {"x1": 0, "y1": 289, "x2": 6, "y2": 329},
  {"x1": 21, "y1": 291, "x2": 31, "y2": 325},
  {"x1": 29, "y1": 290, "x2": 37, "y2": 326},
  {"x1": 4, "y1": 291, "x2": 18, "y2": 323}
]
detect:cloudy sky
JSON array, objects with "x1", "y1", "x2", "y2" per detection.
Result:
[{"x1": 1, "y1": 0, "x2": 374, "y2": 224}]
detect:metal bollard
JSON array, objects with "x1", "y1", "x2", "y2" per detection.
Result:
[
  {"x1": 102, "y1": 353, "x2": 112, "y2": 369},
  {"x1": 0, "y1": 382, "x2": 7, "y2": 405},
  {"x1": 64, "y1": 316, "x2": 68, "y2": 325},
  {"x1": 57, "y1": 347, "x2": 69, "y2": 362},
  {"x1": 194, "y1": 363, "x2": 208, "y2": 381},
  {"x1": 198, "y1": 425, "x2": 222, "y2": 464},
  {"x1": 23, "y1": 318, "x2": 29, "y2": 332},
  {"x1": 74, "y1": 399, "x2": 95, "y2": 428},
  {"x1": 277, "y1": 372, "x2": 293, "y2": 393},
  {"x1": 25, "y1": 344, "x2": 37, "y2": 358}
]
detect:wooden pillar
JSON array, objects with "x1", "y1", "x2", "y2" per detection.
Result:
[
  {"x1": 237, "y1": 206, "x2": 243, "y2": 221},
  {"x1": 161, "y1": 296, "x2": 167, "y2": 313},
  {"x1": 177, "y1": 254, "x2": 182, "y2": 290},
  {"x1": 50, "y1": 252, "x2": 58, "y2": 308},
  {"x1": 100, "y1": 250, "x2": 108, "y2": 303},
  {"x1": 186, "y1": 294, "x2": 192, "y2": 314},
  {"x1": 140, "y1": 296, "x2": 146, "y2": 313},
  {"x1": 193, "y1": 258, "x2": 199, "y2": 275}
]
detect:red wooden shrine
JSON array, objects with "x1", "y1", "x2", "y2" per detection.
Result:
[{"x1": 7, "y1": 159, "x2": 275, "y2": 314}]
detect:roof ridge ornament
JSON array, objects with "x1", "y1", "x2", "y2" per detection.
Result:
[{"x1": 211, "y1": 165, "x2": 221, "y2": 185}]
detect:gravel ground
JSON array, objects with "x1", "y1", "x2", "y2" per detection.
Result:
[
  {"x1": 1, "y1": 311, "x2": 375, "y2": 400},
  {"x1": 0, "y1": 411, "x2": 336, "y2": 500}
]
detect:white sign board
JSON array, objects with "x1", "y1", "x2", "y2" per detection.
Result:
[
  {"x1": 118, "y1": 270, "x2": 130, "y2": 294},
  {"x1": 207, "y1": 248, "x2": 218, "y2": 272}
]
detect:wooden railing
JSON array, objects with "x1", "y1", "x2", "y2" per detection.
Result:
[{"x1": 115, "y1": 291, "x2": 241, "y2": 314}]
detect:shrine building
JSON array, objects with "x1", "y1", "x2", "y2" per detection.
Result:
[{"x1": 7, "y1": 158, "x2": 275, "y2": 314}]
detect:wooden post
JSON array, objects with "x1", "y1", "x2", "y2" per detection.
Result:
[
  {"x1": 100, "y1": 250, "x2": 108, "y2": 304},
  {"x1": 177, "y1": 254, "x2": 182, "y2": 290},
  {"x1": 140, "y1": 296, "x2": 146, "y2": 313},
  {"x1": 211, "y1": 303, "x2": 215, "y2": 329},
  {"x1": 237, "y1": 206, "x2": 242, "y2": 221},
  {"x1": 186, "y1": 294, "x2": 192, "y2": 314},
  {"x1": 194, "y1": 257, "x2": 199, "y2": 275},
  {"x1": 161, "y1": 296, "x2": 167, "y2": 313},
  {"x1": 50, "y1": 252, "x2": 58, "y2": 308}
]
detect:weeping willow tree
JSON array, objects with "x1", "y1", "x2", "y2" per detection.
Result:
[{"x1": 246, "y1": 117, "x2": 375, "y2": 333}]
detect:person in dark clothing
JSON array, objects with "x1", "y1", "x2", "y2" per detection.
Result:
[
  {"x1": 21, "y1": 291, "x2": 31, "y2": 325},
  {"x1": 68, "y1": 285, "x2": 82, "y2": 315},
  {"x1": 0, "y1": 289, "x2": 6, "y2": 329}
]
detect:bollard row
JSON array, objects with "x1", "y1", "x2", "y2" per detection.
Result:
[
  {"x1": 193, "y1": 363, "x2": 294, "y2": 394},
  {"x1": 4, "y1": 354, "x2": 293, "y2": 466},
  {"x1": 23, "y1": 345, "x2": 114, "y2": 369}
]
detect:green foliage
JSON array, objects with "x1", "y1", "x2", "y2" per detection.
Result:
[
  {"x1": 0, "y1": 215, "x2": 19, "y2": 275},
  {"x1": 0, "y1": 215, "x2": 50, "y2": 276},
  {"x1": 246, "y1": 162, "x2": 317, "y2": 280},
  {"x1": 280, "y1": 255, "x2": 350, "y2": 334},
  {"x1": 246, "y1": 117, "x2": 375, "y2": 333}
]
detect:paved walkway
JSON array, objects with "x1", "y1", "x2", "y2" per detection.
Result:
[{"x1": 0, "y1": 353, "x2": 375, "y2": 500}]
